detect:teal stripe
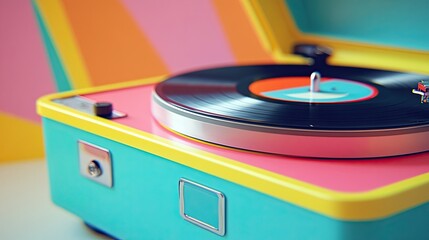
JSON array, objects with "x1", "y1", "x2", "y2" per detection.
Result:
[{"x1": 32, "y1": 1, "x2": 72, "y2": 92}]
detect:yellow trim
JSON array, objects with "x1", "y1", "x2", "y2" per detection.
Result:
[
  {"x1": 241, "y1": 0, "x2": 308, "y2": 65},
  {"x1": 245, "y1": 0, "x2": 429, "y2": 75},
  {"x1": 35, "y1": 0, "x2": 92, "y2": 88},
  {"x1": 37, "y1": 78, "x2": 429, "y2": 221}
]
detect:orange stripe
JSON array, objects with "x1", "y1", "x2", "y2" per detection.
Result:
[
  {"x1": 212, "y1": 0, "x2": 273, "y2": 64},
  {"x1": 61, "y1": 0, "x2": 169, "y2": 86}
]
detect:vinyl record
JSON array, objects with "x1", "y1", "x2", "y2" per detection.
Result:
[{"x1": 152, "y1": 64, "x2": 429, "y2": 158}]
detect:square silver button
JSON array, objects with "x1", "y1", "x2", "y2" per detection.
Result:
[
  {"x1": 179, "y1": 178, "x2": 225, "y2": 236},
  {"x1": 78, "y1": 140, "x2": 113, "y2": 188}
]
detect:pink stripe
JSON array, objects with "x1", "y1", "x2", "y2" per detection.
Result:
[
  {"x1": 121, "y1": 0, "x2": 235, "y2": 73},
  {"x1": 0, "y1": 0, "x2": 55, "y2": 122}
]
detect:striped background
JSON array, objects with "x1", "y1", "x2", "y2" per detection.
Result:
[{"x1": 0, "y1": 0, "x2": 273, "y2": 162}]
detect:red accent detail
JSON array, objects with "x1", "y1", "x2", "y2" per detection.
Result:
[{"x1": 418, "y1": 82, "x2": 427, "y2": 92}]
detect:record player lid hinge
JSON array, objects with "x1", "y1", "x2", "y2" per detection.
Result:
[{"x1": 293, "y1": 44, "x2": 332, "y2": 67}]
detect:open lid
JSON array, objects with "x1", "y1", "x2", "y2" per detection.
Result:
[{"x1": 244, "y1": 0, "x2": 429, "y2": 74}]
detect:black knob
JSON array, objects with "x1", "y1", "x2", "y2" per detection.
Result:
[{"x1": 94, "y1": 102, "x2": 113, "y2": 118}]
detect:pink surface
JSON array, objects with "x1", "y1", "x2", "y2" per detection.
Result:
[
  {"x1": 0, "y1": 0, "x2": 55, "y2": 122},
  {"x1": 120, "y1": 0, "x2": 235, "y2": 73},
  {"x1": 85, "y1": 85, "x2": 429, "y2": 193}
]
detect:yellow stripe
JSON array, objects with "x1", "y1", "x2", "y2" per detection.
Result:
[
  {"x1": 0, "y1": 112, "x2": 45, "y2": 163},
  {"x1": 37, "y1": 77, "x2": 429, "y2": 220},
  {"x1": 35, "y1": 0, "x2": 91, "y2": 88}
]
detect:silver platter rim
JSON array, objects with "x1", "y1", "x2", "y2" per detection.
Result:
[{"x1": 152, "y1": 93, "x2": 429, "y2": 158}]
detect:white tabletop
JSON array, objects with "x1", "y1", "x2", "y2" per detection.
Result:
[{"x1": 0, "y1": 160, "x2": 113, "y2": 240}]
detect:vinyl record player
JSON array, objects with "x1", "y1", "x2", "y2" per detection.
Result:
[{"x1": 38, "y1": 0, "x2": 429, "y2": 239}]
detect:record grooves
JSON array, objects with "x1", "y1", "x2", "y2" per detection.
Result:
[{"x1": 152, "y1": 64, "x2": 429, "y2": 158}]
